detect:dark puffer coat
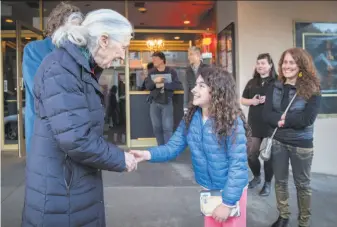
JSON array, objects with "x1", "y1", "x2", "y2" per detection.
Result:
[{"x1": 21, "y1": 41, "x2": 126, "y2": 227}]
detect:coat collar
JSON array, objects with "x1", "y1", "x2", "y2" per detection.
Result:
[
  {"x1": 61, "y1": 41, "x2": 103, "y2": 78},
  {"x1": 44, "y1": 37, "x2": 55, "y2": 52},
  {"x1": 61, "y1": 41, "x2": 103, "y2": 95}
]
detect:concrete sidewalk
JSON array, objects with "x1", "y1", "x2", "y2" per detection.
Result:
[{"x1": 2, "y1": 150, "x2": 337, "y2": 227}]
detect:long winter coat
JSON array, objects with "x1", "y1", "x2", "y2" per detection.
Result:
[{"x1": 22, "y1": 41, "x2": 126, "y2": 227}]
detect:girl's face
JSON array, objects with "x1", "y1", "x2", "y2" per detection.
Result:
[
  {"x1": 282, "y1": 52, "x2": 300, "y2": 79},
  {"x1": 191, "y1": 75, "x2": 211, "y2": 108},
  {"x1": 256, "y1": 58, "x2": 272, "y2": 76}
]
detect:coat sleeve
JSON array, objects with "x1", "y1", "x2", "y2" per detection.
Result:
[
  {"x1": 148, "y1": 120, "x2": 188, "y2": 162},
  {"x1": 22, "y1": 43, "x2": 40, "y2": 153},
  {"x1": 222, "y1": 119, "x2": 248, "y2": 206},
  {"x1": 38, "y1": 69, "x2": 126, "y2": 172}
]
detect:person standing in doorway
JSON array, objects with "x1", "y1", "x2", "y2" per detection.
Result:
[
  {"x1": 145, "y1": 51, "x2": 181, "y2": 145},
  {"x1": 183, "y1": 46, "x2": 209, "y2": 114},
  {"x1": 22, "y1": 2, "x2": 81, "y2": 154},
  {"x1": 263, "y1": 48, "x2": 321, "y2": 227},
  {"x1": 241, "y1": 53, "x2": 277, "y2": 196}
]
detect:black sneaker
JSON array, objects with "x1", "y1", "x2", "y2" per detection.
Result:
[
  {"x1": 271, "y1": 216, "x2": 289, "y2": 227},
  {"x1": 248, "y1": 176, "x2": 261, "y2": 189},
  {"x1": 259, "y1": 182, "x2": 271, "y2": 196}
]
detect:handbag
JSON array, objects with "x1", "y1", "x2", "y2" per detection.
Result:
[
  {"x1": 259, "y1": 93, "x2": 297, "y2": 161},
  {"x1": 200, "y1": 190, "x2": 240, "y2": 217}
]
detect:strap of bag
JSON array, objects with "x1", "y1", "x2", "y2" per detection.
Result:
[{"x1": 270, "y1": 93, "x2": 298, "y2": 138}]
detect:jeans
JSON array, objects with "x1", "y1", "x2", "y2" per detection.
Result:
[
  {"x1": 150, "y1": 99, "x2": 173, "y2": 145},
  {"x1": 272, "y1": 139, "x2": 313, "y2": 227},
  {"x1": 247, "y1": 137, "x2": 274, "y2": 182}
]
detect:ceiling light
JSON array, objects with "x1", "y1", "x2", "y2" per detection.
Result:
[
  {"x1": 25, "y1": 37, "x2": 31, "y2": 40},
  {"x1": 174, "y1": 36, "x2": 180, "y2": 40},
  {"x1": 146, "y1": 39, "x2": 165, "y2": 52},
  {"x1": 138, "y1": 7, "x2": 147, "y2": 12},
  {"x1": 183, "y1": 20, "x2": 190, "y2": 25},
  {"x1": 5, "y1": 19, "x2": 13, "y2": 23}
]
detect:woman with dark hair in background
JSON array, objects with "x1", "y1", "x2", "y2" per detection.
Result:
[
  {"x1": 241, "y1": 53, "x2": 277, "y2": 196},
  {"x1": 263, "y1": 48, "x2": 321, "y2": 227}
]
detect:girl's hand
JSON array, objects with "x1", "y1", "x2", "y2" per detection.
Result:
[
  {"x1": 212, "y1": 203, "x2": 231, "y2": 223},
  {"x1": 129, "y1": 150, "x2": 151, "y2": 163}
]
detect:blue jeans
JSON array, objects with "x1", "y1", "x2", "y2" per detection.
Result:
[{"x1": 150, "y1": 99, "x2": 173, "y2": 145}]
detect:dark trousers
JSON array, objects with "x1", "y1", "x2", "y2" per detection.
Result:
[
  {"x1": 272, "y1": 139, "x2": 313, "y2": 227},
  {"x1": 248, "y1": 137, "x2": 274, "y2": 182},
  {"x1": 150, "y1": 99, "x2": 173, "y2": 146}
]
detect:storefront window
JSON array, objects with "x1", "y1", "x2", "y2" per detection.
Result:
[{"x1": 295, "y1": 22, "x2": 337, "y2": 115}]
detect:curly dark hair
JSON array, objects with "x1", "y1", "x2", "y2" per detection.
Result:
[
  {"x1": 183, "y1": 67, "x2": 250, "y2": 143},
  {"x1": 278, "y1": 48, "x2": 321, "y2": 100},
  {"x1": 45, "y1": 2, "x2": 81, "y2": 37}
]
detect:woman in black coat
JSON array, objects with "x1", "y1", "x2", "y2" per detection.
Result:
[{"x1": 241, "y1": 53, "x2": 277, "y2": 196}]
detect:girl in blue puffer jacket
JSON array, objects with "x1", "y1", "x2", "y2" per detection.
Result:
[{"x1": 131, "y1": 67, "x2": 249, "y2": 227}]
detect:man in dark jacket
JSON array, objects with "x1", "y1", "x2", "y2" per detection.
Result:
[
  {"x1": 144, "y1": 51, "x2": 181, "y2": 145},
  {"x1": 183, "y1": 46, "x2": 209, "y2": 113}
]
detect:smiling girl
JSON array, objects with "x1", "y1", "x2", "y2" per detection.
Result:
[
  {"x1": 263, "y1": 48, "x2": 321, "y2": 227},
  {"x1": 131, "y1": 67, "x2": 249, "y2": 227}
]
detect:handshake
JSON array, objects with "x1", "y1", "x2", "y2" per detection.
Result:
[{"x1": 124, "y1": 150, "x2": 152, "y2": 172}]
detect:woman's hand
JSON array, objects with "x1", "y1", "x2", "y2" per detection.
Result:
[
  {"x1": 259, "y1": 95, "x2": 266, "y2": 104},
  {"x1": 278, "y1": 120, "x2": 285, "y2": 127},
  {"x1": 212, "y1": 203, "x2": 232, "y2": 223},
  {"x1": 129, "y1": 150, "x2": 151, "y2": 163},
  {"x1": 124, "y1": 152, "x2": 137, "y2": 172},
  {"x1": 251, "y1": 95, "x2": 260, "y2": 106}
]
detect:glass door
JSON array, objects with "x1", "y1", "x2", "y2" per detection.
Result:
[{"x1": 0, "y1": 20, "x2": 43, "y2": 156}]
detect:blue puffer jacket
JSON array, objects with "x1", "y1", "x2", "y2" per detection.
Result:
[
  {"x1": 22, "y1": 37, "x2": 55, "y2": 154},
  {"x1": 22, "y1": 41, "x2": 126, "y2": 227},
  {"x1": 149, "y1": 109, "x2": 248, "y2": 206}
]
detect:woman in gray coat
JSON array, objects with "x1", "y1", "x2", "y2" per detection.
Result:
[{"x1": 22, "y1": 9, "x2": 136, "y2": 227}]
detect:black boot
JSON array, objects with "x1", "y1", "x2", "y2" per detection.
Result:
[
  {"x1": 248, "y1": 176, "x2": 261, "y2": 189},
  {"x1": 259, "y1": 182, "x2": 271, "y2": 196},
  {"x1": 271, "y1": 216, "x2": 289, "y2": 227}
]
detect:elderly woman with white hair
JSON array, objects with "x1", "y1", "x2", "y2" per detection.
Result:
[{"x1": 22, "y1": 9, "x2": 136, "y2": 227}]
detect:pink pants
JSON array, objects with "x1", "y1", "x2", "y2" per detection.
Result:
[{"x1": 204, "y1": 188, "x2": 247, "y2": 227}]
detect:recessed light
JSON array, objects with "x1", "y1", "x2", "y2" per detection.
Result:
[
  {"x1": 5, "y1": 19, "x2": 13, "y2": 23},
  {"x1": 183, "y1": 20, "x2": 190, "y2": 25},
  {"x1": 138, "y1": 7, "x2": 147, "y2": 12},
  {"x1": 25, "y1": 37, "x2": 31, "y2": 40},
  {"x1": 174, "y1": 36, "x2": 180, "y2": 40}
]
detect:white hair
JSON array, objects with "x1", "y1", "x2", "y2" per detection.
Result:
[
  {"x1": 52, "y1": 9, "x2": 133, "y2": 54},
  {"x1": 188, "y1": 46, "x2": 201, "y2": 55}
]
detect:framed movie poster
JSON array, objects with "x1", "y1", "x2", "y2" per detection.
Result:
[
  {"x1": 294, "y1": 22, "x2": 337, "y2": 115},
  {"x1": 217, "y1": 22, "x2": 236, "y2": 80}
]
